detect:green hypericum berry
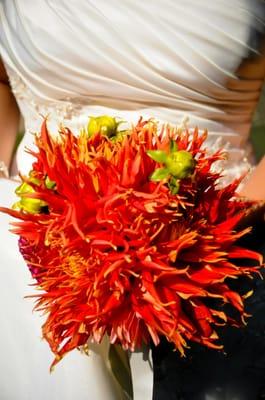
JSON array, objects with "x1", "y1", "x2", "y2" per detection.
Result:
[
  {"x1": 87, "y1": 115, "x2": 120, "y2": 138},
  {"x1": 13, "y1": 172, "x2": 48, "y2": 214},
  {"x1": 13, "y1": 182, "x2": 47, "y2": 214},
  {"x1": 45, "y1": 176, "x2": 56, "y2": 189},
  {"x1": 147, "y1": 140, "x2": 196, "y2": 194},
  {"x1": 166, "y1": 150, "x2": 196, "y2": 179},
  {"x1": 15, "y1": 182, "x2": 35, "y2": 197},
  {"x1": 16, "y1": 197, "x2": 47, "y2": 214}
]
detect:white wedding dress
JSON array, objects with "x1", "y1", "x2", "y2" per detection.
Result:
[{"x1": 0, "y1": 1, "x2": 264, "y2": 399}]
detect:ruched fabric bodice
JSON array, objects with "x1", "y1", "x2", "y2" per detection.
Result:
[{"x1": 0, "y1": 0, "x2": 265, "y2": 176}]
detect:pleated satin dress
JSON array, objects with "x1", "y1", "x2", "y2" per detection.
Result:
[{"x1": 0, "y1": 1, "x2": 265, "y2": 399}]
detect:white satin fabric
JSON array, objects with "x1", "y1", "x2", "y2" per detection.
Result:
[
  {"x1": 0, "y1": 1, "x2": 265, "y2": 399},
  {"x1": 0, "y1": 0, "x2": 264, "y2": 177}
]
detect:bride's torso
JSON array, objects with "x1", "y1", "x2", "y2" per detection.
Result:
[{"x1": 0, "y1": 0, "x2": 264, "y2": 177}]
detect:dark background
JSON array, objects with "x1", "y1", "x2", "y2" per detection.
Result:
[{"x1": 251, "y1": 88, "x2": 265, "y2": 161}]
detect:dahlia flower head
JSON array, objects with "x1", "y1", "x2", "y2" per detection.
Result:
[{"x1": 3, "y1": 116, "x2": 263, "y2": 368}]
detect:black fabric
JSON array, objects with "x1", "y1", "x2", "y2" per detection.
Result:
[{"x1": 152, "y1": 221, "x2": 265, "y2": 400}]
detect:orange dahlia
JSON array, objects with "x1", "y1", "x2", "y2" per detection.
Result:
[{"x1": 1, "y1": 117, "x2": 263, "y2": 368}]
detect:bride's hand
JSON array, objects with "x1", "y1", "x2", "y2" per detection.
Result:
[
  {"x1": 236, "y1": 155, "x2": 265, "y2": 233},
  {"x1": 239, "y1": 155, "x2": 265, "y2": 201}
]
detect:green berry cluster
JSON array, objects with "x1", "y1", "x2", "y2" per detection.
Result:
[
  {"x1": 147, "y1": 141, "x2": 196, "y2": 194},
  {"x1": 13, "y1": 173, "x2": 56, "y2": 214}
]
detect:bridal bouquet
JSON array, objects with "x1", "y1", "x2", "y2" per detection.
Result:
[{"x1": 1, "y1": 116, "x2": 262, "y2": 368}]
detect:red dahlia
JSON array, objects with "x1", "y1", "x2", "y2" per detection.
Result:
[{"x1": 1, "y1": 118, "x2": 262, "y2": 368}]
